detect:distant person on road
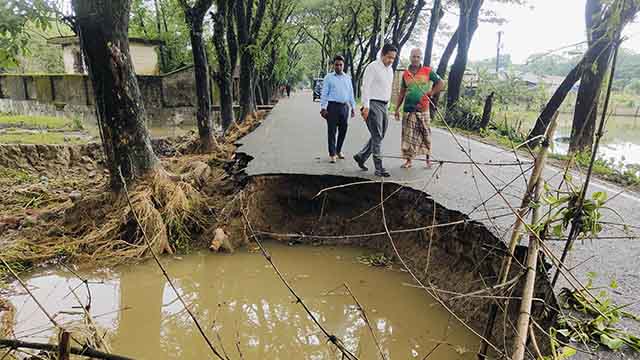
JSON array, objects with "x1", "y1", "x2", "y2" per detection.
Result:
[
  {"x1": 354, "y1": 43, "x2": 397, "y2": 177},
  {"x1": 286, "y1": 84, "x2": 291, "y2": 97},
  {"x1": 320, "y1": 55, "x2": 356, "y2": 163},
  {"x1": 395, "y1": 48, "x2": 444, "y2": 169}
]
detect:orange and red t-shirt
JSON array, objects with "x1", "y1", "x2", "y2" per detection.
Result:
[{"x1": 401, "y1": 66, "x2": 442, "y2": 112}]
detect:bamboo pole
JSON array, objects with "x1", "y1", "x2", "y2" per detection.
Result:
[
  {"x1": 512, "y1": 178, "x2": 544, "y2": 360},
  {"x1": 500, "y1": 111, "x2": 559, "y2": 285},
  {"x1": 478, "y1": 113, "x2": 558, "y2": 359}
]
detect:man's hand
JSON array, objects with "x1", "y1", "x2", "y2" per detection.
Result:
[
  {"x1": 394, "y1": 109, "x2": 401, "y2": 121},
  {"x1": 320, "y1": 109, "x2": 328, "y2": 119},
  {"x1": 361, "y1": 107, "x2": 369, "y2": 121},
  {"x1": 351, "y1": 108, "x2": 356, "y2": 118}
]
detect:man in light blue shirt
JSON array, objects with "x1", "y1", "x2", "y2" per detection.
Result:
[{"x1": 319, "y1": 55, "x2": 356, "y2": 163}]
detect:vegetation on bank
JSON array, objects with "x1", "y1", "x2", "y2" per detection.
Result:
[{"x1": 0, "y1": 114, "x2": 82, "y2": 130}]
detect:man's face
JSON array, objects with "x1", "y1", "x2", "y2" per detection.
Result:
[
  {"x1": 410, "y1": 52, "x2": 421, "y2": 66},
  {"x1": 382, "y1": 51, "x2": 397, "y2": 67},
  {"x1": 334, "y1": 60, "x2": 344, "y2": 74}
]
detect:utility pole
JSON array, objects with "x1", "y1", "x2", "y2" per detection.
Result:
[{"x1": 496, "y1": 30, "x2": 503, "y2": 73}]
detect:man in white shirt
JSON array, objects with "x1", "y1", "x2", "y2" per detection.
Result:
[{"x1": 354, "y1": 44, "x2": 397, "y2": 177}]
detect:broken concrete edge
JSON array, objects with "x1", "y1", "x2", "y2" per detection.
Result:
[{"x1": 227, "y1": 146, "x2": 562, "y2": 356}]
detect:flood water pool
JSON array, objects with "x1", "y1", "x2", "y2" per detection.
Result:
[{"x1": 9, "y1": 243, "x2": 479, "y2": 359}]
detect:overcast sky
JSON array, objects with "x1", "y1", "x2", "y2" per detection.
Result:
[{"x1": 440, "y1": 0, "x2": 640, "y2": 64}]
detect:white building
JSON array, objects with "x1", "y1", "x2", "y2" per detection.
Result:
[{"x1": 47, "y1": 36, "x2": 163, "y2": 75}]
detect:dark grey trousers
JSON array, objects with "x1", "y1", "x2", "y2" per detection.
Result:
[{"x1": 356, "y1": 100, "x2": 388, "y2": 171}]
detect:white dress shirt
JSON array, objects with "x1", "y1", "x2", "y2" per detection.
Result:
[{"x1": 361, "y1": 59, "x2": 394, "y2": 108}]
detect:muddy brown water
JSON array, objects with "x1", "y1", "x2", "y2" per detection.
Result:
[{"x1": 10, "y1": 243, "x2": 479, "y2": 359}]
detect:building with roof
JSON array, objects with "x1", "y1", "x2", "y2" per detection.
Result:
[{"x1": 47, "y1": 36, "x2": 164, "y2": 75}]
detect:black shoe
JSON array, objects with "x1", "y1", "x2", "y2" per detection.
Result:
[
  {"x1": 375, "y1": 169, "x2": 391, "y2": 177},
  {"x1": 353, "y1": 154, "x2": 368, "y2": 171}
]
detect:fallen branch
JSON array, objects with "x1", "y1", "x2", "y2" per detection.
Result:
[{"x1": 0, "y1": 338, "x2": 132, "y2": 360}]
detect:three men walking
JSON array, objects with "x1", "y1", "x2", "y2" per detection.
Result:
[
  {"x1": 320, "y1": 55, "x2": 356, "y2": 163},
  {"x1": 319, "y1": 45, "x2": 444, "y2": 176}
]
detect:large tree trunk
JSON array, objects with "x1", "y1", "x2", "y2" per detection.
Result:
[
  {"x1": 73, "y1": 0, "x2": 159, "y2": 191},
  {"x1": 212, "y1": 0, "x2": 235, "y2": 132},
  {"x1": 235, "y1": 0, "x2": 264, "y2": 122},
  {"x1": 423, "y1": 0, "x2": 443, "y2": 67},
  {"x1": 430, "y1": 28, "x2": 458, "y2": 114},
  {"x1": 447, "y1": 0, "x2": 482, "y2": 110},
  {"x1": 187, "y1": 18, "x2": 215, "y2": 151},
  {"x1": 239, "y1": 54, "x2": 257, "y2": 120},
  {"x1": 569, "y1": 0, "x2": 608, "y2": 153},
  {"x1": 529, "y1": 0, "x2": 639, "y2": 141},
  {"x1": 528, "y1": 39, "x2": 612, "y2": 141}
]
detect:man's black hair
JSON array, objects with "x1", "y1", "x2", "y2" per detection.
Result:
[
  {"x1": 333, "y1": 55, "x2": 345, "y2": 63},
  {"x1": 381, "y1": 43, "x2": 398, "y2": 55}
]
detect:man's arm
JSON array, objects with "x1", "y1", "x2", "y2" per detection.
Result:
[
  {"x1": 348, "y1": 78, "x2": 356, "y2": 110},
  {"x1": 431, "y1": 79, "x2": 445, "y2": 96},
  {"x1": 361, "y1": 65, "x2": 373, "y2": 109},
  {"x1": 395, "y1": 86, "x2": 407, "y2": 120},
  {"x1": 360, "y1": 64, "x2": 373, "y2": 120},
  {"x1": 320, "y1": 75, "x2": 331, "y2": 110}
]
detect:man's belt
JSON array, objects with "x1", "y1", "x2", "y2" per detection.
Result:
[
  {"x1": 328, "y1": 101, "x2": 348, "y2": 106},
  {"x1": 371, "y1": 99, "x2": 388, "y2": 105}
]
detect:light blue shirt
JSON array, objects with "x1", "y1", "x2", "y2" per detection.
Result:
[{"x1": 320, "y1": 72, "x2": 356, "y2": 110}]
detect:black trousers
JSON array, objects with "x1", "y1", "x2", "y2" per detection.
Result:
[{"x1": 327, "y1": 102, "x2": 349, "y2": 156}]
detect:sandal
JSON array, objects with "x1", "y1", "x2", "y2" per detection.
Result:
[{"x1": 401, "y1": 161, "x2": 412, "y2": 169}]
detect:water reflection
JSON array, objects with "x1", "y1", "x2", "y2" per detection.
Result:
[{"x1": 11, "y1": 244, "x2": 478, "y2": 359}]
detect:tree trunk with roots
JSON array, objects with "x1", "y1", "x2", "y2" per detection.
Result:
[
  {"x1": 181, "y1": 0, "x2": 215, "y2": 152},
  {"x1": 73, "y1": 0, "x2": 159, "y2": 191}
]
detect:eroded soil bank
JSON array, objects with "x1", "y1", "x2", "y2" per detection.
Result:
[{"x1": 0, "y1": 136, "x2": 557, "y2": 359}]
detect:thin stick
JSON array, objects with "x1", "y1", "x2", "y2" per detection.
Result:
[
  {"x1": 240, "y1": 205, "x2": 360, "y2": 360},
  {"x1": 0, "y1": 338, "x2": 132, "y2": 360},
  {"x1": 342, "y1": 283, "x2": 387, "y2": 360},
  {"x1": 528, "y1": 324, "x2": 544, "y2": 360},
  {"x1": 380, "y1": 155, "x2": 532, "y2": 167},
  {"x1": 118, "y1": 168, "x2": 226, "y2": 360}
]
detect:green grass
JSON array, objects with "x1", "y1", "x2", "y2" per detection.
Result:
[
  {"x1": 0, "y1": 115, "x2": 76, "y2": 129},
  {"x1": 0, "y1": 132, "x2": 86, "y2": 144},
  {"x1": 550, "y1": 152, "x2": 640, "y2": 187}
]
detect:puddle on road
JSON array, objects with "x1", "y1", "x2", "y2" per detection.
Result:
[{"x1": 10, "y1": 243, "x2": 478, "y2": 359}]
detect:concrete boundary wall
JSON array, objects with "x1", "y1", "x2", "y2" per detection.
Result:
[{"x1": 0, "y1": 66, "x2": 228, "y2": 126}]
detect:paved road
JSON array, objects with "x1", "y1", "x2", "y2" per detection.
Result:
[{"x1": 238, "y1": 91, "x2": 640, "y2": 316}]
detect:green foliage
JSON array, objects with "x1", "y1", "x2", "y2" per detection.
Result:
[
  {"x1": 553, "y1": 275, "x2": 640, "y2": 353},
  {"x1": 0, "y1": 0, "x2": 57, "y2": 69},
  {"x1": 541, "y1": 177, "x2": 607, "y2": 240},
  {"x1": 551, "y1": 152, "x2": 640, "y2": 187}
]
